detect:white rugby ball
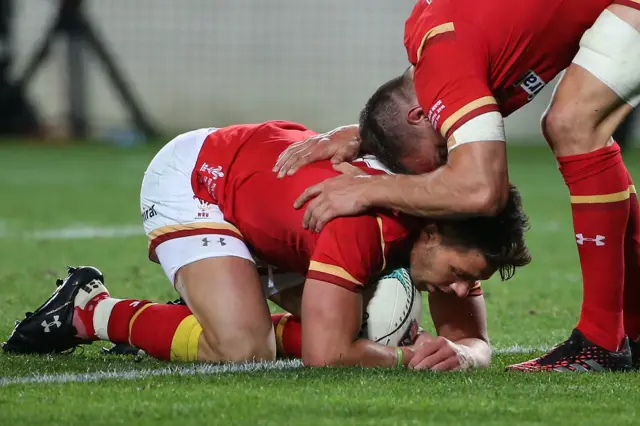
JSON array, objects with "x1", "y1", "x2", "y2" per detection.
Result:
[{"x1": 358, "y1": 268, "x2": 422, "y2": 347}]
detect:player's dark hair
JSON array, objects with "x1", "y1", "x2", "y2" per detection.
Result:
[
  {"x1": 358, "y1": 69, "x2": 416, "y2": 174},
  {"x1": 435, "y1": 184, "x2": 532, "y2": 281}
]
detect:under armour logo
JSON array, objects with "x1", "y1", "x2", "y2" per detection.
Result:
[
  {"x1": 576, "y1": 234, "x2": 606, "y2": 246},
  {"x1": 218, "y1": 238, "x2": 226, "y2": 246},
  {"x1": 202, "y1": 238, "x2": 210, "y2": 247},
  {"x1": 41, "y1": 315, "x2": 61, "y2": 333},
  {"x1": 81, "y1": 279, "x2": 102, "y2": 294}
]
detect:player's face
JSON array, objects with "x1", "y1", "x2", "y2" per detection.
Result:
[{"x1": 409, "y1": 233, "x2": 494, "y2": 297}]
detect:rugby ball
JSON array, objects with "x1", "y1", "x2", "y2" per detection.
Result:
[{"x1": 359, "y1": 268, "x2": 422, "y2": 347}]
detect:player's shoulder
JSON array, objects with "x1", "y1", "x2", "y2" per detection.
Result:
[
  {"x1": 323, "y1": 208, "x2": 417, "y2": 247},
  {"x1": 211, "y1": 120, "x2": 315, "y2": 142},
  {"x1": 248, "y1": 120, "x2": 316, "y2": 141}
]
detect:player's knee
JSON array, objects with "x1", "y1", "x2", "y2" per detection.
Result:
[
  {"x1": 542, "y1": 103, "x2": 597, "y2": 156},
  {"x1": 203, "y1": 326, "x2": 276, "y2": 363}
]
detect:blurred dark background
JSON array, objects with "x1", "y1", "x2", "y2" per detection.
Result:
[{"x1": 0, "y1": 0, "x2": 637, "y2": 149}]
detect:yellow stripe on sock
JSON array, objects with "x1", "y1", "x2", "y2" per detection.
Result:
[
  {"x1": 570, "y1": 188, "x2": 631, "y2": 204},
  {"x1": 629, "y1": 184, "x2": 636, "y2": 195},
  {"x1": 188, "y1": 322, "x2": 203, "y2": 360},
  {"x1": 275, "y1": 314, "x2": 291, "y2": 357},
  {"x1": 170, "y1": 315, "x2": 202, "y2": 362},
  {"x1": 127, "y1": 303, "x2": 154, "y2": 345}
]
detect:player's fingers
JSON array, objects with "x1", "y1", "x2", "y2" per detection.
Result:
[
  {"x1": 277, "y1": 147, "x2": 309, "y2": 178},
  {"x1": 313, "y1": 205, "x2": 335, "y2": 233},
  {"x1": 286, "y1": 138, "x2": 337, "y2": 176},
  {"x1": 294, "y1": 183, "x2": 323, "y2": 210},
  {"x1": 330, "y1": 139, "x2": 360, "y2": 164},
  {"x1": 302, "y1": 199, "x2": 315, "y2": 229},
  {"x1": 302, "y1": 195, "x2": 325, "y2": 230},
  {"x1": 332, "y1": 162, "x2": 367, "y2": 177},
  {"x1": 280, "y1": 138, "x2": 336, "y2": 177},
  {"x1": 430, "y1": 357, "x2": 460, "y2": 372},
  {"x1": 285, "y1": 152, "x2": 317, "y2": 176},
  {"x1": 412, "y1": 347, "x2": 452, "y2": 371},
  {"x1": 274, "y1": 141, "x2": 305, "y2": 171},
  {"x1": 309, "y1": 198, "x2": 332, "y2": 233},
  {"x1": 407, "y1": 343, "x2": 440, "y2": 368},
  {"x1": 277, "y1": 153, "x2": 306, "y2": 178}
]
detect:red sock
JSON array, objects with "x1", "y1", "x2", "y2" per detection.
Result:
[
  {"x1": 272, "y1": 313, "x2": 302, "y2": 358},
  {"x1": 624, "y1": 174, "x2": 640, "y2": 342},
  {"x1": 128, "y1": 303, "x2": 196, "y2": 360},
  {"x1": 558, "y1": 143, "x2": 629, "y2": 351},
  {"x1": 103, "y1": 299, "x2": 152, "y2": 343},
  {"x1": 88, "y1": 298, "x2": 200, "y2": 361}
]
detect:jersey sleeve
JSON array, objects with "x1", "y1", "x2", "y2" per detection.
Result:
[
  {"x1": 411, "y1": 23, "x2": 501, "y2": 149},
  {"x1": 307, "y1": 215, "x2": 385, "y2": 292}
]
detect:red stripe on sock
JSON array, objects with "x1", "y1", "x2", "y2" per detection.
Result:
[{"x1": 558, "y1": 143, "x2": 629, "y2": 351}]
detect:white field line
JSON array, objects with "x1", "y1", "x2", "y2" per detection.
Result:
[
  {"x1": 0, "y1": 359, "x2": 302, "y2": 387},
  {"x1": 0, "y1": 346, "x2": 549, "y2": 387},
  {"x1": 26, "y1": 225, "x2": 142, "y2": 240},
  {"x1": 493, "y1": 345, "x2": 551, "y2": 354}
]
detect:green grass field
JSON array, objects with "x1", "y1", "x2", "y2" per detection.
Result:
[{"x1": 0, "y1": 142, "x2": 639, "y2": 425}]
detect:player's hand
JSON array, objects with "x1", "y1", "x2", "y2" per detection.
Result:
[
  {"x1": 273, "y1": 125, "x2": 361, "y2": 178},
  {"x1": 293, "y1": 163, "x2": 375, "y2": 232},
  {"x1": 408, "y1": 333, "x2": 473, "y2": 371}
]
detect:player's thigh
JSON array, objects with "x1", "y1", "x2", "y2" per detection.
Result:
[
  {"x1": 174, "y1": 255, "x2": 275, "y2": 362},
  {"x1": 140, "y1": 129, "x2": 275, "y2": 361},
  {"x1": 544, "y1": 6, "x2": 640, "y2": 155}
]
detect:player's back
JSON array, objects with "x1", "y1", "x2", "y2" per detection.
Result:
[
  {"x1": 405, "y1": 0, "x2": 612, "y2": 116},
  {"x1": 192, "y1": 121, "x2": 416, "y2": 289}
]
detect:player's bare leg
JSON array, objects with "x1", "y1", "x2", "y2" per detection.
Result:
[
  {"x1": 175, "y1": 257, "x2": 275, "y2": 362},
  {"x1": 508, "y1": 4, "x2": 640, "y2": 372},
  {"x1": 90, "y1": 256, "x2": 275, "y2": 363}
]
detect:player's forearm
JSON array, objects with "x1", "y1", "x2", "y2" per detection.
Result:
[
  {"x1": 453, "y1": 337, "x2": 492, "y2": 369},
  {"x1": 305, "y1": 338, "x2": 412, "y2": 368},
  {"x1": 365, "y1": 164, "x2": 504, "y2": 218},
  {"x1": 349, "y1": 339, "x2": 415, "y2": 368}
]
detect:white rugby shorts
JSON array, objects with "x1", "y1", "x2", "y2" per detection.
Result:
[
  {"x1": 140, "y1": 128, "x2": 305, "y2": 297},
  {"x1": 140, "y1": 128, "x2": 254, "y2": 286}
]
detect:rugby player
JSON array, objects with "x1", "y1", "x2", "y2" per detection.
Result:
[
  {"x1": 2, "y1": 121, "x2": 530, "y2": 370},
  {"x1": 274, "y1": 0, "x2": 640, "y2": 372}
]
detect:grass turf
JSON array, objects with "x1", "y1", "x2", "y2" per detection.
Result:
[{"x1": 0, "y1": 142, "x2": 639, "y2": 425}]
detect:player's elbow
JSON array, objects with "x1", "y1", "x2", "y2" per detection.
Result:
[{"x1": 465, "y1": 184, "x2": 507, "y2": 216}]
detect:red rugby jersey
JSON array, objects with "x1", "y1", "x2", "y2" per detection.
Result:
[
  {"x1": 191, "y1": 121, "x2": 419, "y2": 291},
  {"x1": 404, "y1": 0, "x2": 612, "y2": 143}
]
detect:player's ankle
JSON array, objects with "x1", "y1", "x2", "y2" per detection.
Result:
[
  {"x1": 577, "y1": 323, "x2": 624, "y2": 352},
  {"x1": 72, "y1": 293, "x2": 109, "y2": 341},
  {"x1": 72, "y1": 308, "x2": 96, "y2": 340}
]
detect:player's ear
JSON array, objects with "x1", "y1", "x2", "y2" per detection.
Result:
[
  {"x1": 420, "y1": 223, "x2": 441, "y2": 245},
  {"x1": 407, "y1": 106, "x2": 425, "y2": 125}
]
